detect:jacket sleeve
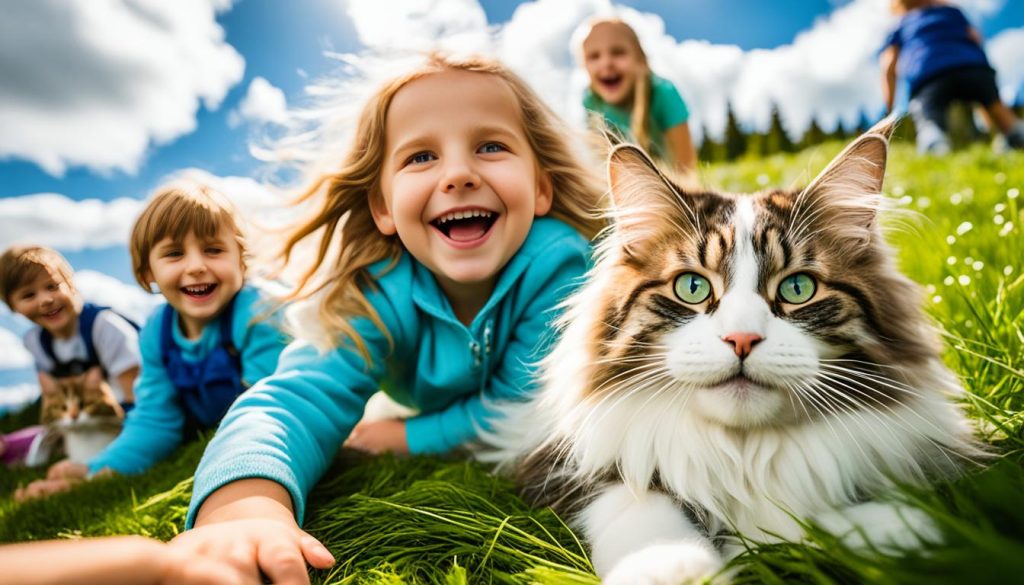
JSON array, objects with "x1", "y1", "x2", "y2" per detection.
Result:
[
  {"x1": 186, "y1": 295, "x2": 399, "y2": 527},
  {"x1": 404, "y1": 235, "x2": 589, "y2": 454},
  {"x1": 87, "y1": 309, "x2": 184, "y2": 475}
]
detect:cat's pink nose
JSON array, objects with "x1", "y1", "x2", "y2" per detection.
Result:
[{"x1": 722, "y1": 332, "x2": 763, "y2": 359}]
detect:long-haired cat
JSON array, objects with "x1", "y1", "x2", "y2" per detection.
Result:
[
  {"x1": 37, "y1": 367, "x2": 124, "y2": 464},
  {"x1": 494, "y1": 120, "x2": 981, "y2": 583}
]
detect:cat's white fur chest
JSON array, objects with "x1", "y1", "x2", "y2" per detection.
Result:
[
  {"x1": 56, "y1": 414, "x2": 121, "y2": 464},
  {"x1": 528, "y1": 315, "x2": 971, "y2": 542}
]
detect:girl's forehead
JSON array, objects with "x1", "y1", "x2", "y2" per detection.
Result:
[
  {"x1": 584, "y1": 23, "x2": 632, "y2": 46},
  {"x1": 386, "y1": 70, "x2": 523, "y2": 132}
]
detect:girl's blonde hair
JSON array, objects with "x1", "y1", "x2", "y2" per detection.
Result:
[
  {"x1": 581, "y1": 19, "x2": 654, "y2": 154},
  {"x1": 130, "y1": 180, "x2": 247, "y2": 290},
  {"x1": 280, "y1": 53, "x2": 605, "y2": 358}
]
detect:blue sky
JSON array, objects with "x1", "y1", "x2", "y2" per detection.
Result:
[{"x1": 0, "y1": 0, "x2": 1021, "y2": 408}]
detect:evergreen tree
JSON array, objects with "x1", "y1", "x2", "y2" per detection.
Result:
[
  {"x1": 723, "y1": 103, "x2": 747, "y2": 160},
  {"x1": 799, "y1": 116, "x2": 826, "y2": 150},
  {"x1": 766, "y1": 104, "x2": 794, "y2": 154},
  {"x1": 698, "y1": 124, "x2": 725, "y2": 163}
]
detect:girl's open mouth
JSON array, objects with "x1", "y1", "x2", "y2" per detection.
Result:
[
  {"x1": 430, "y1": 209, "x2": 499, "y2": 246},
  {"x1": 181, "y1": 283, "x2": 218, "y2": 299},
  {"x1": 599, "y1": 74, "x2": 624, "y2": 91},
  {"x1": 41, "y1": 306, "x2": 63, "y2": 320}
]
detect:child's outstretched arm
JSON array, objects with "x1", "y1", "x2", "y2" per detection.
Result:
[
  {"x1": 0, "y1": 535, "x2": 263, "y2": 585},
  {"x1": 173, "y1": 478, "x2": 334, "y2": 585},
  {"x1": 184, "y1": 286, "x2": 402, "y2": 578}
]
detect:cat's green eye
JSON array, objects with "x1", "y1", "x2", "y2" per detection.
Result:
[
  {"x1": 778, "y1": 273, "x2": 816, "y2": 304},
  {"x1": 673, "y1": 272, "x2": 712, "y2": 304}
]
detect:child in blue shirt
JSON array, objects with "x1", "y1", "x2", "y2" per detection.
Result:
[
  {"x1": 173, "y1": 53, "x2": 605, "y2": 582},
  {"x1": 579, "y1": 18, "x2": 697, "y2": 174},
  {"x1": 26, "y1": 182, "x2": 289, "y2": 494},
  {"x1": 882, "y1": 0, "x2": 1024, "y2": 153}
]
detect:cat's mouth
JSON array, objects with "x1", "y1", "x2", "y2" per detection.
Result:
[
  {"x1": 430, "y1": 208, "x2": 499, "y2": 244},
  {"x1": 710, "y1": 373, "x2": 773, "y2": 392}
]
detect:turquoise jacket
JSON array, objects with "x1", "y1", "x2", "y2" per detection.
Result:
[
  {"x1": 584, "y1": 73, "x2": 690, "y2": 159},
  {"x1": 186, "y1": 218, "x2": 590, "y2": 526},
  {"x1": 87, "y1": 284, "x2": 288, "y2": 475}
]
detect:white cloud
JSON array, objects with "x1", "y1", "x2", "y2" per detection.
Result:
[
  {"x1": 0, "y1": 328, "x2": 33, "y2": 369},
  {"x1": 0, "y1": 0, "x2": 245, "y2": 175},
  {"x1": 74, "y1": 270, "x2": 162, "y2": 324},
  {"x1": 0, "y1": 383, "x2": 39, "y2": 415},
  {"x1": 345, "y1": 0, "x2": 491, "y2": 53},
  {"x1": 229, "y1": 77, "x2": 290, "y2": 128},
  {"x1": 0, "y1": 168, "x2": 291, "y2": 254},
  {"x1": 0, "y1": 194, "x2": 144, "y2": 251},
  {"x1": 987, "y1": 28, "x2": 1024, "y2": 104}
]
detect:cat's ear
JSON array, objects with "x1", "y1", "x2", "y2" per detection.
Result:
[
  {"x1": 607, "y1": 144, "x2": 697, "y2": 256},
  {"x1": 38, "y1": 372, "x2": 59, "y2": 397},
  {"x1": 84, "y1": 367, "x2": 104, "y2": 390},
  {"x1": 796, "y1": 118, "x2": 896, "y2": 248}
]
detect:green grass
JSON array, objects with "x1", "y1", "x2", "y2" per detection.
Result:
[{"x1": 1, "y1": 142, "x2": 1021, "y2": 583}]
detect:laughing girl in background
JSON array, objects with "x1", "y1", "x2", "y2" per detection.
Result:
[
  {"x1": 579, "y1": 17, "x2": 698, "y2": 175},
  {"x1": 174, "y1": 53, "x2": 604, "y2": 583}
]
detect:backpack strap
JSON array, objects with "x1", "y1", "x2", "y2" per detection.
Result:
[
  {"x1": 38, "y1": 328, "x2": 56, "y2": 366},
  {"x1": 77, "y1": 303, "x2": 105, "y2": 366},
  {"x1": 218, "y1": 294, "x2": 242, "y2": 374},
  {"x1": 38, "y1": 303, "x2": 110, "y2": 372},
  {"x1": 160, "y1": 304, "x2": 176, "y2": 368}
]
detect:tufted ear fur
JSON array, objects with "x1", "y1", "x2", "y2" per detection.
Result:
[
  {"x1": 792, "y1": 118, "x2": 896, "y2": 251},
  {"x1": 607, "y1": 144, "x2": 701, "y2": 258}
]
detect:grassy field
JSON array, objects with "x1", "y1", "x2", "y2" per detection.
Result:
[{"x1": 1, "y1": 141, "x2": 1021, "y2": 584}]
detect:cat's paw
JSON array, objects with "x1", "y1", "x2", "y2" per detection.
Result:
[
  {"x1": 603, "y1": 541, "x2": 725, "y2": 585},
  {"x1": 815, "y1": 501, "x2": 941, "y2": 553}
]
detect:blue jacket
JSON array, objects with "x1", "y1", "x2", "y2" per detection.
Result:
[
  {"x1": 186, "y1": 218, "x2": 591, "y2": 526},
  {"x1": 884, "y1": 5, "x2": 990, "y2": 95},
  {"x1": 87, "y1": 284, "x2": 288, "y2": 475}
]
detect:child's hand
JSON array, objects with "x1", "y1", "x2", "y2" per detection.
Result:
[
  {"x1": 170, "y1": 518, "x2": 334, "y2": 585},
  {"x1": 47, "y1": 458, "x2": 89, "y2": 480},
  {"x1": 344, "y1": 418, "x2": 409, "y2": 454},
  {"x1": 13, "y1": 477, "x2": 77, "y2": 502}
]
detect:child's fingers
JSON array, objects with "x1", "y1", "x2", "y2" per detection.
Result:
[
  {"x1": 256, "y1": 539, "x2": 312, "y2": 585},
  {"x1": 299, "y1": 533, "x2": 335, "y2": 569}
]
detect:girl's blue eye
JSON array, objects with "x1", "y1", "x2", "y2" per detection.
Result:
[
  {"x1": 778, "y1": 273, "x2": 816, "y2": 304},
  {"x1": 409, "y1": 152, "x2": 435, "y2": 165},
  {"x1": 673, "y1": 272, "x2": 712, "y2": 304},
  {"x1": 479, "y1": 142, "x2": 505, "y2": 154}
]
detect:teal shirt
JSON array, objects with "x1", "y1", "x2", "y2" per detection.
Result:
[
  {"x1": 186, "y1": 218, "x2": 591, "y2": 526},
  {"x1": 87, "y1": 284, "x2": 288, "y2": 475},
  {"x1": 584, "y1": 73, "x2": 690, "y2": 158}
]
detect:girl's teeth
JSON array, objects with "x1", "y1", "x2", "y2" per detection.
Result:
[{"x1": 438, "y1": 210, "x2": 492, "y2": 224}]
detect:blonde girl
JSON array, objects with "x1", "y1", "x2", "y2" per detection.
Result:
[
  {"x1": 174, "y1": 53, "x2": 604, "y2": 583},
  {"x1": 579, "y1": 17, "x2": 697, "y2": 174}
]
